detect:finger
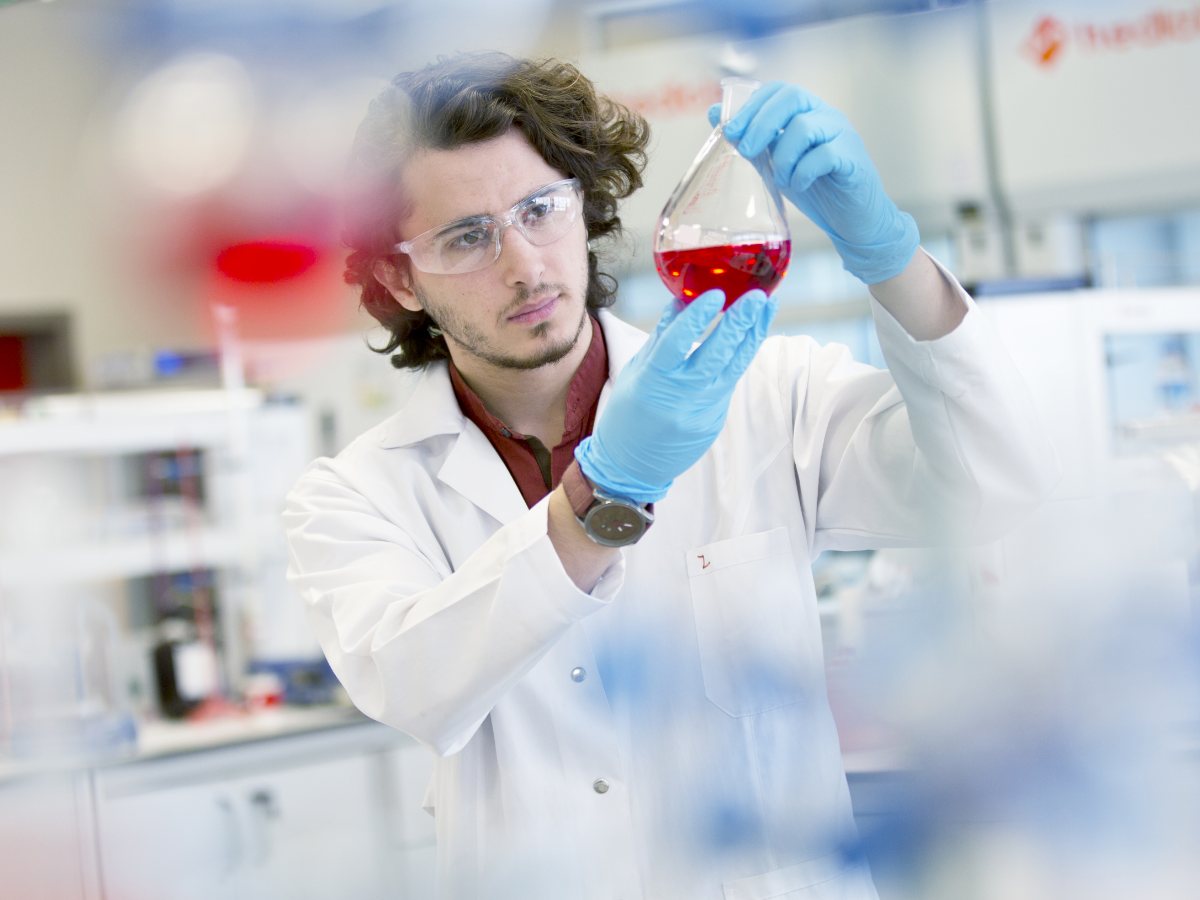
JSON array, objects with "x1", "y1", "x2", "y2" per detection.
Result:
[
  {"x1": 725, "y1": 294, "x2": 778, "y2": 378},
  {"x1": 651, "y1": 295, "x2": 687, "y2": 337},
  {"x1": 686, "y1": 289, "x2": 769, "y2": 378},
  {"x1": 769, "y1": 109, "x2": 847, "y2": 189},
  {"x1": 648, "y1": 289, "x2": 726, "y2": 370},
  {"x1": 723, "y1": 80, "x2": 787, "y2": 141},
  {"x1": 732, "y1": 84, "x2": 826, "y2": 159},
  {"x1": 626, "y1": 295, "x2": 686, "y2": 371},
  {"x1": 788, "y1": 142, "x2": 856, "y2": 195},
  {"x1": 707, "y1": 102, "x2": 721, "y2": 128}
]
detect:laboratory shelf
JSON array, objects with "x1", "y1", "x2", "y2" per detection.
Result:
[
  {"x1": 0, "y1": 527, "x2": 241, "y2": 588},
  {"x1": 0, "y1": 388, "x2": 262, "y2": 457}
]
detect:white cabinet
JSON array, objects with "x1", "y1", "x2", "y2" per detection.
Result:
[
  {"x1": 0, "y1": 772, "x2": 100, "y2": 900},
  {"x1": 98, "y1": 774, "x2": 249, "y2": 900},
  {"x1": 93, "y1": 723, "x2": 426, "y2": 900}
]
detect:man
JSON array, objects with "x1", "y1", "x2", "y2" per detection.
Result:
[{"x1": 284, "y1": 53, "x2": 1055, "y2": 900}]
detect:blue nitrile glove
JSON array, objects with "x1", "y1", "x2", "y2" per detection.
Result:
[
  {"x1": 707, "y1": 83, "x2": 920, "y2": 285},
  {"x1": 575, "y1": 288, "x2": 778, "y2": 504}
]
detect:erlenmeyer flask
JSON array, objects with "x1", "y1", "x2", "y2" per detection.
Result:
[{"x1": 654, "y1": 77, "x2": 791, "y2": 309}]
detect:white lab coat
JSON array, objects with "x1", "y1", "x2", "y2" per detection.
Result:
[{"x1": 283, "y1": 255, "x2": 1057, "y2": 900}]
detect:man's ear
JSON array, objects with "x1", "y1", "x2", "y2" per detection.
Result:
[{"x1": 373, "y1": 260, "x2": 423, "y2": 313}]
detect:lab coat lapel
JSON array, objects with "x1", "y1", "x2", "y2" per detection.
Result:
[
  {"x1": 595, "y1": 309, "x2": 648, "y2": 418},
  {"x1": 379, "y1": 360, "x2": 526, "y2": 525},
  {"x1": 379, "y1": 361, "x2": 464, "y2": 448},
  {"x1": 438, "y1": 421, "x2": 528, "y2": 526}
]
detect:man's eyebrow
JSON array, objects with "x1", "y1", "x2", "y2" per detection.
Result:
[
  {"x1": 429, "y1": 182, "x2": 560, "y2": 236},
  {"x1": 433, "y1": 215, "x2": 490, "y2": 237}
]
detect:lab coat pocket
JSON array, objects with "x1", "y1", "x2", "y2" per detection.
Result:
[
  {"x1": 723, "y1": 853, "x2": 876, "y2": 900},
  {"x1": 688, "y1": 527, "x2": 815, "y2": 718}
]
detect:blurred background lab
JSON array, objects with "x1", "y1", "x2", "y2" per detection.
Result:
[{"x1": 2, "y1": 1, "x2": 1199, "y2": 898}]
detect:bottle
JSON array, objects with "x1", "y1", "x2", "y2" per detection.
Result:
[{"x1": 654, "y1": 77, "x2": 791, "y2": 309}]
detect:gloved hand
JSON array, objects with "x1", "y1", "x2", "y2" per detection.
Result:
[
  {"x1": 575, "y1": 288, "x2": 777, "y2": 504},
  {"x1": 708, "y1": 83, "x2": 919, "y2": 285}
]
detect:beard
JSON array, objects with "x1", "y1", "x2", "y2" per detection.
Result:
[{"x1": 417, "y1": 282, "x2": 588, "y2": 371}]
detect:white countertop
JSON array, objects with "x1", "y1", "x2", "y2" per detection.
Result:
[{"x1": 0, "y1": 704, "x2": 372, "y2": 784}]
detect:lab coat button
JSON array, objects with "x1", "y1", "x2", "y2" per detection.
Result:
[
  {"x1": 571, "y1": 667, "x2": 586, "y2": 682},
  {"x1": 593, "y1": 778, "x2": 609, "y2": 794}
]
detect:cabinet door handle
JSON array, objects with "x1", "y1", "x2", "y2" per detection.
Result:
[
  {"x1": 216, "y1": 795, "x2": 244, "y2": 877},
  {"x1": 249, "y1": 788, "x2": 280, "y2": 819},
  {"x1": 246, "y1": 787, "x2": 279, "y2": 865}
]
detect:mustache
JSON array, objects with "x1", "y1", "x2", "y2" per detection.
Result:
[{"x1": 505, "y1": 283, "x2": 569, "y2": 316}]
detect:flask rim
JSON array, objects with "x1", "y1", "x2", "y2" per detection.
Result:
[{"x1": 720, "y1": 77, "x2": 762, "y2": 123}]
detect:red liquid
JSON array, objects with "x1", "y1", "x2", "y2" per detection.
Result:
[{"x1": 655, "y1": 240, "x2": 791, "y2": 309}]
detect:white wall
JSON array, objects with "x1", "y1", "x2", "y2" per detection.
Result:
[{"x1": 990, "y1": 0, "x2": 1200, "y2": 213}]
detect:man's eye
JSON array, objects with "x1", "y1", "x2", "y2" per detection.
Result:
[
  {"x1": 525, "y1": 200, "x2": 553, "y2": 220},
  {"x1": 448, "y1": 229, "x2": 488, "y2": 249}
]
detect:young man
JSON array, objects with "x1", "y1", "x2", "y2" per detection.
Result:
[{"x1": 284, "y1": 54, "x2": 1056, "y2": 900}]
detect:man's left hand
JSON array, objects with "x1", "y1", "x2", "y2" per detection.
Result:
[{"x1": 708, "y1": 82, "x2": 919, "y2": 286}]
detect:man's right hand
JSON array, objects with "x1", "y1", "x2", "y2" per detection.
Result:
[{"x1": 574, "y1": 288, "x2": 778, "y2": 503}]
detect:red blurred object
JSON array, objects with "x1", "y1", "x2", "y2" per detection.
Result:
[
  {"x1": 185, "y1": 695, "x2": 249, "y2": 723},
  {"x1": 215, "y1": 240, "x2": 319, "y2": 284},
  {"x1": 244, "y1": 672, "x2": 286, "y2": 710},
  {"x1": 655, "y1": 240, "x2": 791, "y2": 309},
  {"x1": 204, "y1": 239, "x2": 351, "y2": 341},
  {"x1": 0, "y1": 335, "x2": 27, "y2": 391}
]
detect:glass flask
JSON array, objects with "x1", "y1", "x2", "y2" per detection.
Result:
[{"x1": 654, "y1": 77, "x2": 792, "y2": 309}]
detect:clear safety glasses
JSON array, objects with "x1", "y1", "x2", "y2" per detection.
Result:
[{"x1": 395, "y1": 178, "x2": 583, "y2": 275}]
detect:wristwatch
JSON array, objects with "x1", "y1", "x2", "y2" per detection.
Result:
[{"x1": 561, "y1": 460, "x2": 654, "y2": 548}]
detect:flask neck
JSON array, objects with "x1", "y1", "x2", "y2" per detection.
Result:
[{"x1": 720, "y1": 77, "x2": 762, "y2": 125}]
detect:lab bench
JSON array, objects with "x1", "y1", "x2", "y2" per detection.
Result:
[{"x1": 0, "y1": 706, "x2": 437, "y2": 900}]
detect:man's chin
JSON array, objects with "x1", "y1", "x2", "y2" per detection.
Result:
[
  {"x1": 498, "y1": 334, "x2": 578, "y2": 371},
  {"x1": 493, "y1": 308, "x2": 587, "y2": 370}
]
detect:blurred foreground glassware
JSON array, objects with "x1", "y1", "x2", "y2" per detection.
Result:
[
  {"x1": 654, "y1": 77, "x2": 791, "y2": 309},
  {"x1": 1, "y1": 591, "x2": 136, "y2": 760}
]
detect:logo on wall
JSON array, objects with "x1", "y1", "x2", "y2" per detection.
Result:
[
  {"x1": 1021, "y1": 6, "x2": 1200, "y2": 69},
  {"x1": 1023, "y1": 15, "x2": 1069, "y2": 67},
  {"x1": 608, "y1": 81, "x2": 722, "y2": 120}
]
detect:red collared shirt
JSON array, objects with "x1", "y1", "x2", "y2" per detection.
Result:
[{"x1": 448, "y1": 316, "x2": 608, "y2": 508}]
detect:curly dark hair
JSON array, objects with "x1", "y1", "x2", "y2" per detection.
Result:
[{"x1": 343, "y1": 52, "x2": 652, "y2": 369}]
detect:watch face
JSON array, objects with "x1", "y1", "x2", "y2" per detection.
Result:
[{"x1": 587, "y1": 502, "x2": 646, "y2": 546}]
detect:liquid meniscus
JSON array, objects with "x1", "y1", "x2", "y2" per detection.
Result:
[{"x1": 654, "y1": 240, "x2": 791, "y2": 309}]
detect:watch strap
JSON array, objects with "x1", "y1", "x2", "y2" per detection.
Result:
[
  {"x1": 561, "y1": 458, "x2": 654, "y2": 522},
  {"x1": 562, "y1": 459, "x2": 597, "y2": 520}
]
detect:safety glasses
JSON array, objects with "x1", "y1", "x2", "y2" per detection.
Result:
[{"x1": 395, "y1": 178, "x2": 583, "y2": 275}]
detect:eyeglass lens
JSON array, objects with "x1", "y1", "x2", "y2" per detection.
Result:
[{"x1": 414, "y1": 182, "x2": 579, "y2": 275}]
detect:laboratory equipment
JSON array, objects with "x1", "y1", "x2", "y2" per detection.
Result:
[{"x1": 653, "y1": 77, "x2": 791, "y2": 308}]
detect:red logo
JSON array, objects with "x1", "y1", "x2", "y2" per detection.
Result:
[
  {"x1": 1020, "y1": 7, "x2": 1200, "y2": 69},
  {"x1": 1024, "y1": 15, "x2": 1069, "y2": 67}
]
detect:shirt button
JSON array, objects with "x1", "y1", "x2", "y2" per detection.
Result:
[
  {"x1": 500, "y1": 428, "x2": 511, "y2": 437},
  {"x1": 571, "y1": 667, "x2": 586, "y2": 683},
  {"x1": 593, "y1": 778, "x2": 609, "y2": 794}
]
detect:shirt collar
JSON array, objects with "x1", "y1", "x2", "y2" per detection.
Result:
[{"x1": 448, "y1": 314, "x2": 607, "y2": 446}]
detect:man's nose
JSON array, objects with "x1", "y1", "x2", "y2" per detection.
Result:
[{"x1": 497, "y1": 222, "x2": 546, "y2": 287}]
